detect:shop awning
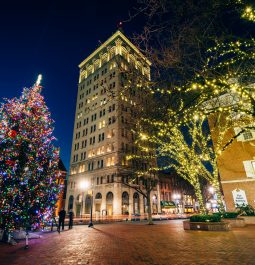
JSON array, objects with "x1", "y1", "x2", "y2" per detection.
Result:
[{"x1": 161, "y1": 201, "x2": 176, "y2": 208}]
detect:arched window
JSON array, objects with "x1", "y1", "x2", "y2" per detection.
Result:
[
  {"x1": 106, "y1": 192, "x2": 114, "y2": 216},
  {"x1": 133, "y1": 192, "x2": 140, "y2": 214},
  {"x1": 85, "y1": 194, "x2": 91, "y2": 214},
  {"x1": 95, "y1": 192, "x2": 102, "y2": 199},
  {"x1": 122, "y1": 192, "x2": 129, "y2": 214},
  {"x1": 106, "y1": 192, "x2": 113, "y2": 203},
  {"x1": 68, "y1": 195, "x2": 74, "y2": 210}
]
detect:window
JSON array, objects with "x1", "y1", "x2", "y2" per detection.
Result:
[
  {"x1": 99, "y1": 133, "x2": 105, "y2": 142},
  {"x1": 243, "y1": 160, "x2": 255, "y2": 178},
  {"x1": 243, "y1": 131, "x2": 253, "y2": 140},
  {"x1": 234, "y1": 128, "x2": 255, "y2": 142},
  {"x1": 99, "y1": 120, "x2": 105, "y2": 129}
]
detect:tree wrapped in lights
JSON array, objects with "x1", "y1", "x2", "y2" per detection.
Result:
[
  {"x1": 132, "y1": 0, "x2": 255, "y2": 159},
  {"x1": 132, "y1": 0, "x2": 255, "y2": 123},
  {"x1": 134, "y1": 117, "x2": 224, "y2": 213},
  {"x1": 0, "y1": 79, "x2": 60, "y2": 233}
]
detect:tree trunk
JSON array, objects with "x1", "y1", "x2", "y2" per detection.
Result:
[
  {"x1": 146, "y1": 190, "x2": 153, "y2": 225},
  {"x1": 212, "y1": 171, "x2": 225, "y2": 212},
  {"x1": 194, "y1": 181, "x2": 206, "y2": 214}
]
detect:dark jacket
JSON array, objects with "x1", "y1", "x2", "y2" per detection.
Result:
[
  {"x1": 69, "y1": 211, "x2": 74, "y2": 221},
  {"x1": 59, "y1": 209, "x2": 66, "y2": 220}
]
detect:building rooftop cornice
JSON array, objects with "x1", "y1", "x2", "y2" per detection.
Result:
[{"x1": 78, "y1": 30, "x2": 151, "y2": 68}]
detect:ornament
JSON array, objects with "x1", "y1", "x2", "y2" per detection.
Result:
[
  {"x1": 6, "y1": 160, "x2": 15, "y2": 166},
  {"x1": 8, "y1": 130, "x2": 17, "y2": 138}
]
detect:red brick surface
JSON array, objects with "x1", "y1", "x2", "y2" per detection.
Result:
[{"x1": 1, "y1": 220, "x2": 255, "y2": 265}]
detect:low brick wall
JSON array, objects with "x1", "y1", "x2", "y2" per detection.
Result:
[
  {"x1": 183, "y1": 220, "x2": 231, "y2": 231},
  {"x1": 223, "y1": 218, "x2": 246, "y2": 228},
  {"x1": 241, "y1": 216, "x2": 255, "y2": 225}
]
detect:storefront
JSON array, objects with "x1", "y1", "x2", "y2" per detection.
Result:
[{"x1": 160, "y1": 201, "x2": 176, "y2": 214}]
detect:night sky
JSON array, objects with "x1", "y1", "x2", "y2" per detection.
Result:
[{"x1": 0, "y1": 0, "x2": 140, "y2": 170}]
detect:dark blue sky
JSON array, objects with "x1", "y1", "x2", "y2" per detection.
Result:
[{"x1": 0, "y1": 0, "x2": 139, "y2": 170}]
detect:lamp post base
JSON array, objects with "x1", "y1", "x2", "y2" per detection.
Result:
[{"x1": 88, "y1": 222, "x2": 93, "y2": 228}]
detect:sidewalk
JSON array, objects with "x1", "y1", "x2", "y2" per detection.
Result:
[{"x1": 1, "y1": 220, "x2": 255, "y2": 265}]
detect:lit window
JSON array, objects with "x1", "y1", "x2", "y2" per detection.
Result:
[{"x1": 243, "y1": 131, "x2": 253, "y2": 140}]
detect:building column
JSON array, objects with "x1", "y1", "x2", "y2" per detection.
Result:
[
  {"x1": 113, "y1": 183, "x2": 122, "y2": 215},
  {"x1": 139, "y1": 194, "x2": 144, "y2": 215},
  {"x1": 129, "y1": 191, "x2": 134, "y2": 215},
  {"x1": 101, "y1": 191, "x2": 107, "y2": 217},
  {"x1": 157, "y1": 184, "x2": 162, "y2": 213}
]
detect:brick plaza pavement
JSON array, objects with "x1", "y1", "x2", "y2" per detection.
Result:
[{"x1": 1, "y1": 220, "x2": 255, "y2": 265}]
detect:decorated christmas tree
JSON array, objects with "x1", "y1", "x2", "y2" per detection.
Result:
[{"x1": 0, "y1": 76, "x2": 60, "y2": 233}]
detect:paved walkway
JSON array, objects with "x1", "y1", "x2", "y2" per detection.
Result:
[{"x1": 1, "y1": 220, "x2": 255, "y2": 265}]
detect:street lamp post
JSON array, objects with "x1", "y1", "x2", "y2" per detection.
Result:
[
  {"x1": 88, "y1": 189, "x2": 93, "y2": 228},
  {"x1": 80, "y1": 180, "x2": 93, "y2": 228}
]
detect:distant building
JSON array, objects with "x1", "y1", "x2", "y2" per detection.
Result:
[
  {"x1": 159, "y1": 173, "x2": 195, "y2": 214},
  {"x1": 66, "y1": 30, "x2": 160, "y2": 218},
  {"x1": 209, "y1": 114, "x2": 255, "y2": 211},
  {"x1": 55, "y1": 159, "x2": 67, "y2": 216}
]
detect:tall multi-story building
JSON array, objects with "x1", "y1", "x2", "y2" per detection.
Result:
[{"x1": 66, "y1": 30, "x2": 161, "y2": 218}]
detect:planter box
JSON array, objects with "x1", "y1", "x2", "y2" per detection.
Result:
[
  {"x1": 183, "y1": 220, "x2": 231, "y2": 231},
  {"x1": 222, "y1": 218, "x2": 246, "y2": 228},
  {"x1": 241, "y1": 216, "x2": 255, "y2": 225}
]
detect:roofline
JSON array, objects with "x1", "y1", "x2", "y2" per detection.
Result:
[{"x1": 78, "y1": 30, "x2": 151, "y2": 68}]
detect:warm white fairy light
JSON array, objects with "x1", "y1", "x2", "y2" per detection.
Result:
[{"x1": 36, "y1": 74, "x2": 42, "y2": 86}]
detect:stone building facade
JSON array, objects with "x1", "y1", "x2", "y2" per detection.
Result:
[
  {"x1": 209, "y1": 113, "x2": 255, "y2": 211},
  {"x1": 66, "y1": 30, "x2": 160, "y2": 218},
  {"x1": 159, "y1": 173, "x2": 195, "y2": 214}
]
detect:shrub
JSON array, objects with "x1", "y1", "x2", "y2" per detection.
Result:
[
  {"x1": 222, "y1": 212, "x2": 239, "y2": 219},
  {"x1": 190, "y1": 214, "x2": 221, "y2": 223},
  {"x1": 237, "y1": 205, "x2": 255, "y2": 216}
]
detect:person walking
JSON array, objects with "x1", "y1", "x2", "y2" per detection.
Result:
[
  {"x1": 68, "y1": 209, "x2": 74, "y2": 229},
  {"x1": 58, "y1": 207, "x2": 66, "y2": 231}
]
